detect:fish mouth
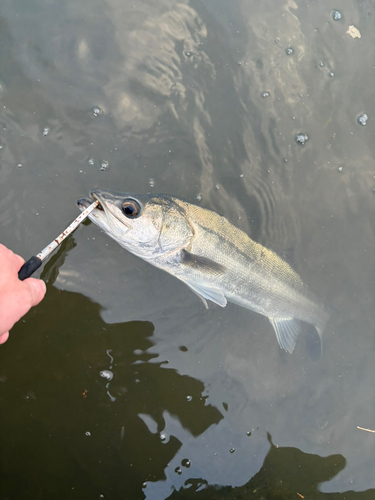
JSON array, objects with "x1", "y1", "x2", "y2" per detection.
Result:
[
  {"x1": 90, "y1": 191, "x2": 104, "y2": 211},
  {"x1": 77, "y1": 191, "x2": 131, "y2": 233},
  {"x1": 77, "y1": 194, "x2": 104, "y2": 212},
  {"x1": 89, "y1": 189, "x2": 132, "y2": 229},
  {"x1": 77, "y1": 195, "x2": 105, "y2": 222}
]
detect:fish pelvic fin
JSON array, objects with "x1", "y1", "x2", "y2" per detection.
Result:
[
  {"x1": 184, "y1": 280, "x2": 227, "y2": 308},
  {"x1": 269, "y1": 317, "x2": 302, "y2": 353}
]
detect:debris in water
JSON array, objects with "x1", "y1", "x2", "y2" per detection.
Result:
[
  {"x1": 285, "y1": 47, "x2": 294, "y2": 55},
  {"x1": 332, "y1": 10, "x2": 342, "y2": 21},
  {"x1": 357, "y1": 426, "x2": 375, "y2": 433},
  {"x1": 346, "y1": 25, "x2": 361, "y2": 38}
]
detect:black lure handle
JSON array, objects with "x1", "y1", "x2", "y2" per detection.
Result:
[{"x1": 18, "y1": 256, "x2": 42, "y2": 281}]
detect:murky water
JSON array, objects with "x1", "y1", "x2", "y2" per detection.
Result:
[{"x1": 1, "y1": 0, "x2": 375, "y2": 498}]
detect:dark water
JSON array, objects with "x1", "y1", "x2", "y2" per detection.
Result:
[{"x1": 1, "y1": 0, "x2": 375, "y2": 498}]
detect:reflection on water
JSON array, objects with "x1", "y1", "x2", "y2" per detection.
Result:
[
  {"x1": 1, "y1": 0, "x2": 375, "y2": 498},
  {"x1": 0, "y1": 268, "x2": 222, "y2": 499},
  {"x1": 168, "y1": 434, "x2": 375, "y2": 499}
]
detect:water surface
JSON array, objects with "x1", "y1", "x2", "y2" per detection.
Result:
[{"x1": 1, "y1": 0, "x2": 375, "y2": 498}]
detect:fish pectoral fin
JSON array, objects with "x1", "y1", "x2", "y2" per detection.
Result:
[
  {"x1": 269, "y1": 317, "x2": 301, "y2": 353},
  {"x1": 185, "y1": 280, "x2": 227, "y2": 308},
  {"x1": 181, "y1": 250, "x2": 227, "y2": 274}
]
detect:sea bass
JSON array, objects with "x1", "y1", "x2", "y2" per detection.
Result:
[{"x1": 77, "y1": 190, "x2": 329, "y2": 353}]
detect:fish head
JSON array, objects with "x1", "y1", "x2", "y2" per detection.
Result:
[{"x1": 77, "y1": 190, "x2": 193, "y2": 259}]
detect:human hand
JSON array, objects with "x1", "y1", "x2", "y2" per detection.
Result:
[{"x1": 0, "y1": 244, "x2": 46, "y2": 344}]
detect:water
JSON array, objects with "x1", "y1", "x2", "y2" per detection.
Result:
[{"x1": 1, "y1": 0, "x2": 375, "y2": 498}]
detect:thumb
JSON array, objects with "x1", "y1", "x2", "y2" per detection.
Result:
[{"x1": 23, "y1": 278, "x2": 47, "y2": 307}]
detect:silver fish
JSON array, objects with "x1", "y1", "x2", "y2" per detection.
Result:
[{"x1": 77, "y1": 190, "x2": 329, "y2": 353}]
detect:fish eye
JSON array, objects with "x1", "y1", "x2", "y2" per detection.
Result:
[{"x1": 122, "y1": 198, "x2": 141, "y2": 218}]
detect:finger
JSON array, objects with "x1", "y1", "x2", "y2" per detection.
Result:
[
  {"x1": 15, "y1": 254, "x2": 25, "y2": 269},
  {"x1": 23, "y1": 279, "x2": 47, "y2": 306},
  {"x1": 0, "y1": 332, "x2": 9, "y2": 344},
  {"x1": 0, "y1": 244, "x2": 25, "y2": 271}
]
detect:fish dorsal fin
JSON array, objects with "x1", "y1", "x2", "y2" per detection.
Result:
[
  {"x1": 181, "y1": 250, "x2": 226, "y2": 274},
  {"x1": 279, "y1": 248, "x2": 297, "y2": 271},
  {"x1": 184, "y1": 280, "x2": 227, "y2": 308},
  {"x1": 269, "y1": 317, "x2": 301, "y2": 353}
]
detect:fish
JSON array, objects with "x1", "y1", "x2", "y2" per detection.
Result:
[{"x1": 77, "y1": 190, "x2": 329, "y2": 354}]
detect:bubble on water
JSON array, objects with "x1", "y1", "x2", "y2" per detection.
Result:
[
  {"x1": 0, "y1": 145, "x2": 3, "y2": 150},
  {"x1": 295, "y1": 133, "x2": 309, "y2": 145},
  {"x1": 215, "y1": 184, "x2": 220, "y2": 190},
  {"x1": 149, "y1": 178, "x2": 155, "y2": 188},
  {"x1": 319, "y1": 61, "x2": 324, "y2": 68},
  {"x1": 184, "y1": 51, "x2": 192, "y2": 58},
  {"x1": 88, "y1": 158, "x2": 94, "y2": 166},
  {"x1": 99, "y1": 495, "x2": 105, "y2": 499},
  {"x1": 100, "y1": 160, "x2": 109, "y2": 171},
  {"x1": 160, "y1": 432, "x2": 168, "y2": 442},
  {"x1": 186, "y1": 395, "x2": 193, "y2": 402},
  {"x1": 17, "y1": 163, "x2": 23, "y2": 168},
  {"x1": 332, "y1": 10, "x2": 342, "y2": 21},
  {"x1": 358, "y1": 114, "x2": 368, "y2": 126},
  {"x1": 285, "y1": 47, "x2": 293, "y2": 56},
  {"x1": 275, "y1": 38, "x2": 279, "y2": 44},
  {"x1": 92, "y1": 106, "x2": 102, "y2": 117},
  {"x1": 230, "y1": 448, "x2": 235, "y2": 454},
  {"x1": 196, "y1": 194, "x2": 202, "y2": 202},
  {"x1": 100, "y1": 370, "x2": 113, "y2": 381},
  {"x1": 42, "y1": 127, "x2": 49, "y2": 136},
  {"x1": 142, "y1": 483, "x2": 147, "y2": 489},
  {"x1": 329, "y1": 72, "x2": 335, "y2": 77},
  {"x1": 181, "y1": 459, "x2": 191, "y2": 468},
  {"x1": 262, "y1": 91, "x2": 270, "y2": 98},
  {"x1": 246, "y1": 431, "x2": 252, "y2": 436},
  {"x1": 175, "y1": 467, "x2": 182, "y2": 475},
  {"x1": 338, "y1": 166, "x2": 343, "y2": 172},
  {"x1": 85, "y1": 431, "x2": 91, "y2": 437}
]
